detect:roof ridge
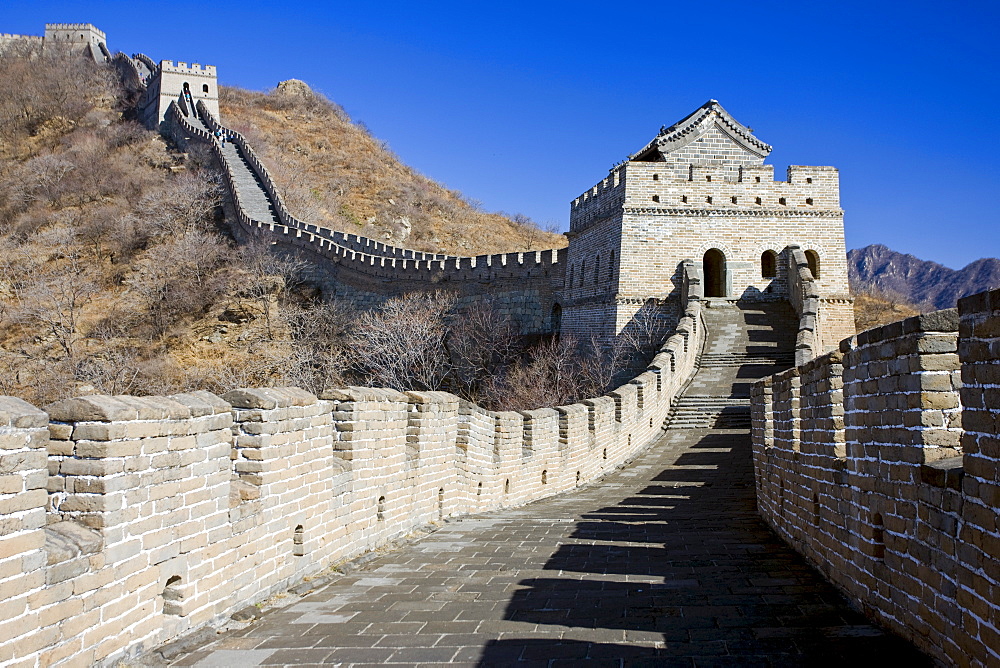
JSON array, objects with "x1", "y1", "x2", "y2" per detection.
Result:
[{"x1": 629, "y1": 100, "x2": 772, "y2": 162}]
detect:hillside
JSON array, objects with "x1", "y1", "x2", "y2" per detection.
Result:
[
  {"x1": 219, "y1": 81, "x2": 566, "y2": 255},
  {"x1": 852, "y1": 291, "x2": 921, "y2": 332},
  {"x1": 0, "y1": 48, "x2": 571, "y2": 408},
  {"x1": 0, "y1": 44, "x2": 326, "y2": 406},
  {"x1": 849, "y1": 244, "x2": 1000, "y2": 311}
]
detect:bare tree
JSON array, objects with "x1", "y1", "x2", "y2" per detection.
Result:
[
  {"x1": 235, "y1": 240, "x2": 309, "y2": 340},
  {"x1": 126, "y1": 230, "x2": 229, "y2": 338},
  {"x1": 483, "y1": 334, "x2": 583, "y2": 410},
  {"x1": 12, "y1": 252, "x2": 97, "y2": 365},
  {"x1": 75, "y1": 345, "x2": 142, "y2": 396},
  {"x1": 349, "y1": 292, "x2": 455, "y2": 391},
  {"x1": 281, "y1": 298, "x2": 353, "y2": 394},
  {"x1": 446, "y1": 299, "x2": 518, "y2": 401}
]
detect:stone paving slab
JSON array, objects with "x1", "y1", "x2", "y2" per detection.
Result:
[{"x1": 166, "y1": 305, "x2": 930, "y2": 666}]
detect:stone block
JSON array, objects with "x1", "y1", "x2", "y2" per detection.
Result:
[
  {"x1": 0, "y1": 397, "x2": 48, "y2": 429},
  {"x1": 45, "y1": 396, "x2": 138, "y2": 423}
]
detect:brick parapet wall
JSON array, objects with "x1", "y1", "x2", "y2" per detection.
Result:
[
  {"x1": 0, "y1": 300, "x2": 705, "y2": 666},
  {"x1": 956, "y1": 288, "x2": 1000, "y2": 657},
  {"x1": 751, "y1": 289, "x2": 1000, "y2": 665},
  {"x1": 784, "y1": 245, "x2": 853, "y2": 363},
  {"x1": 192, "y1": 101, "x2": 567, "y2": 286}
]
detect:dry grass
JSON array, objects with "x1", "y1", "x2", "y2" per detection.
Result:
[
  {"x1": 853, "y1": 290, "x2": 921, "y2": 333},
  {"x1": 0, "y1": 53, "x2": 567, "y2": 406},
  {"x1": 218, "y1": 83, "x2": 566, "y2": 256}
]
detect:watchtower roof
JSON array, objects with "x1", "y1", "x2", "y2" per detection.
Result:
[{"x1": 630, "y1": 99, "x2": 772, "y2": 162}]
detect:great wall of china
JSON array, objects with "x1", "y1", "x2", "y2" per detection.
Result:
[{"x1": 0, "y1": 22, "x2": 997, "y2": 667}]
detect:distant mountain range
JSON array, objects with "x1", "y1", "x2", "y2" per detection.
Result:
[{"x1": 848, "y1": 244, "x2": 1000, "y2": 311}]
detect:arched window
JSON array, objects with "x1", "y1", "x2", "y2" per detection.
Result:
[
  {"x1": 609, "y1": 249, "x2": 615, "y2": 281},
  {"x1": 805, "y1": 250, "x2": 821, "y2": 278},
  {"x1": 580, "y1": 260, "x2": 586, "y2": 287},
  {"x1": 202, "y1": 83, "x2": 209, "y2": 93},
  {"x1": 703, "y1": 249, "x2": 726, "y2": 298},
  {"x1": 761, "y1": 250, "x2": 777, "y2": 278},
  {"x1": 594, "y1": 255, "x2": 600, "y2": 283}
]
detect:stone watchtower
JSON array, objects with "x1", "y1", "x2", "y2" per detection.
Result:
[
  {"x1": 43, "y1": 23, "x2": 108, "y2": 62},
  {"x1": 139, "y1": 60, "x2": 220, "y2": 131},
  {"x1": 561, "y1": 100, "x2": 854, "y2": 351}
]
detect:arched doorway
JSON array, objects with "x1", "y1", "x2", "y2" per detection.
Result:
[
  {"x1": 550, "y1": 303, "x2": 562, "y2": 335},
  {"x1": 805, "y1": 250, "x2": 821, "y2": 279},
  {"x1": 703, "y1": 249, "x2": 726, "y2": 297},
  {"x1": 761, "y1": 250, "x2": 777, "y2": 278}
]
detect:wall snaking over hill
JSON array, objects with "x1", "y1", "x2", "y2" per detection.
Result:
[
  {"x1": 751, "y1": 287, "x2": 1000, "y2": 666},
  {"x1": 168, "y1": 100, "x2": 566, "y2": 333}
]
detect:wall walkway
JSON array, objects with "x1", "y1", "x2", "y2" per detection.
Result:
[
  {"x1": 158, "y1": 303, "x2": 929, "y2": 665},
  {"x1": 0, "y1": 294, "x2": 703, "y2": 666}
]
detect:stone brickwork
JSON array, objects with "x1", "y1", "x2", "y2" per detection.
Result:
[
  {"x1": 751, "y1": 287, "x2": 1000, "y2": 666},
  {"x1": 0, "y1": 297, "x2": 705, "y2": 666},
  {"x1": 563, "y1": 100, "x2": 853, "y2": 346}
]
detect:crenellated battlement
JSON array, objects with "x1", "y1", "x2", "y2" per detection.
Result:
[
  {"x1": 44, "y1": 22, "x2": 106, "y2": 44},
  {"x1": 160, "y1": 60, "x2": 216, "y2": 75},
  {"x1": 45, "y1": 22, "x2": 106, "y2": 34},
  {"x1": 175, "y1": 101, "x2": 565, "y2": 316},
  {"x1": 569, "y1": 167, "x2": 627, "y2": 232},
  {"x1": 625, "y1": 162, "x2": 841, "y2": 210}
]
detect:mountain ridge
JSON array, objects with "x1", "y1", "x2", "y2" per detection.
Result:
[{"x1": 848, "y1": 244, "x2": 1000, "y2": 311}]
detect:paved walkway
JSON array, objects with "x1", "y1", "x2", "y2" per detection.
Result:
[{"x1": 169, "y1": 305, "x2": 928, "y2": 667}]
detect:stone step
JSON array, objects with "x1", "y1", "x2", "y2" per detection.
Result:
[
  {"x1": 220, "y1": 143, "x2": 281, "y2": 224},
  {"x1": 664, "y1": 394, "x2": 751, "y2": 428}
]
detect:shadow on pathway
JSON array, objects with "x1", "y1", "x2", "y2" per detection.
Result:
[{"x1": 476, "y1": 429, "x2": 930, "y2": 666}]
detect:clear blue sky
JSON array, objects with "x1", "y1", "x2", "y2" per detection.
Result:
[{"x1": 7, "y1": 0, "x2": 999, "y2": 268}]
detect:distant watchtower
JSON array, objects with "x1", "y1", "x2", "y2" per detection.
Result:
[
  {"x1": 561, "y1": 100, "x2": 854, "y2": 350},
  {"x1": 43, "y1": 23, "x2": 108, "y2": 62}
]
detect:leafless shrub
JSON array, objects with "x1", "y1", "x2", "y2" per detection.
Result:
[
  {"x1": 349, "y1": 292, "x2": 456, "y2": 391},
  {"x1": 234, "y1": 241, "x2": 309, "y2": 339},
  {"x1": 482, "y1": 335, "x2": 585, "y2": 410},
  {"x1": 446, "y1": 299, "x2": 518, "y2": 400},
  {"x1": 126, "y1": 230, "x2": 229, "y2": 338},
  {"x1": 11, "y1": 252, "x2": 98, "y2": 364},
  {"x1": 280, "y1": 299, "x2": 353, "y2": 393},
  {"x1": 75, "y1": 345, "x2": 143, "y2": 396},
  {"x1": 0, "y1": 42, "x2": 114, "y2": 145}
]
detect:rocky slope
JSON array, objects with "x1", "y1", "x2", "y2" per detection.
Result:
[{"x1": 848, "y1": 244, "x2": 1000, "y2": 311}]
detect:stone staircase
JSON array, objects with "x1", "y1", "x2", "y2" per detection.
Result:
[
  {"x1": 664, "y1": 300, "x2": 796, "y2": 430},
  {"x1": 219, "y1": 141, "x2": 282, "y2": 225},
  {"x1": 665, "y1": 395, "x2": 752, "y2": 429},
  {"x1": 697, "y1": 350, "x2": 795, "y2": 367}
]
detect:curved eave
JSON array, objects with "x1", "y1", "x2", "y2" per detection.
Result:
[{"x1": 629, "y1": 100, "x2": 772, "y2": 161}]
